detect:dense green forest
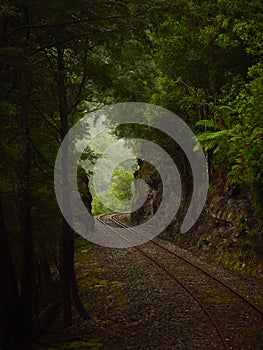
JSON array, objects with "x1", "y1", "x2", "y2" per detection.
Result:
[{"x1": 0, "y1": 0, "x2": 262, "y2": 349}]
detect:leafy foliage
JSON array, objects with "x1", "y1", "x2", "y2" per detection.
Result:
[
  {"x1": 92, "y1": 165, "x2": 135, "y2": 215},
  {"x1": 0, "y1": 0, "x2": 262, "y2": 347}
]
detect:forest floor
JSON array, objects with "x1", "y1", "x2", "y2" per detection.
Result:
[{"x1": 36, "y1": 232, "x2": 263, "y2": 350}]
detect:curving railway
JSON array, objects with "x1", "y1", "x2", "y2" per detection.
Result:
[{"x1": 97, "y1": 212, "x2": 263, "y2": 350}]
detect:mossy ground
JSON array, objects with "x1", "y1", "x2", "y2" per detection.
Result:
[
  {"x1": 39, "y1": 339, "x2": 102, "y2": 350},
  {"x1": 37, "y1": 239, "x2": 130, "y2": 349}
]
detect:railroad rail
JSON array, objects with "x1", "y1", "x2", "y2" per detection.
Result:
[
  {"x1": 111, "y1": 213, "x2": 263, "y2": 317},
  {"x1": 98, "y1": 213, "x2": 228, "y2": 349},
  {"x1": 97, "y1": 212, "x2": 263, "y2": 350}
]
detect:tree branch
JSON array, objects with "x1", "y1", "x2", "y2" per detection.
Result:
[
  {"x1": 30, "y1": 138, "x2": 55, "y2": 171},
  {"x1": 32, "y1": 154, "x2": 54, "y2": 179}
]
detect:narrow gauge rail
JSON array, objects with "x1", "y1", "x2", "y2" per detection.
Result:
[
  {"x1": 111, "y1": 213, "x2": 263, "y2": 317},
  {"x1": 97, "y1": 213, "x2": 229, "y2": 350},
  {"x1": 98, "y1": 212, "x2": 263, "y2": 349}
]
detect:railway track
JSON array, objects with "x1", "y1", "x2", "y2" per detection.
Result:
[
  {"x1": 111, "y1": 213, "x2": 263, "y2": 317},
  {"x1": 97, "y1": 212, "x2": 263, "y2": 350}
]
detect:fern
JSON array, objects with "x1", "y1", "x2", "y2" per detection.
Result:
[
  {"x1": 197, "y1": 130, "x2": 228, "y2": 142},
  {"x1": 196, "y1": 119, "x2": 215, "y2": 128}
]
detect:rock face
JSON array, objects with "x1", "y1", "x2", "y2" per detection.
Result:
[
  {"x1": 208, "y1": 183, "x2": 253, "y2": 224},
  {"x1": 131, "y1": 158, "x2": 191, "y2": 227},
  {"x1": 131, "y1": 160, "x2": 162, "y2": 225},
  {"x1": 131, "y1": 160, "x2": 262, "y2": 276}
]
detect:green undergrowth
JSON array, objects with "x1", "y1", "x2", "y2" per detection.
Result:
[
  {"x1": 216, "y1": 249, "x2": 262, "y2": 277},
  {"x1": 214, "y1": 226, "x2": 263, "y2": 277},
  {"x1": 190, "y1": 211, "x2": 263, "y2": 277}
]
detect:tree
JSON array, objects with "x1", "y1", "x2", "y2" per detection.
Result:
[{"x1": 0, "y1": 190, "x2": 18, "y2": 349}]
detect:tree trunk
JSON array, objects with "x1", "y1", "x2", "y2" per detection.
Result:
[
  {"x1": 17, "y1": 97, "x2": 34, "y2": 350},
  {"x1": 71, "y1": 239, "x2": 89, "y2": 320},
  {"x1": 57, "y1": 44, "x2": 88, "y2": 327},
  {"x1": 0, "y1": 191, "x2": 18, "y2": 349},
  {"x1": 57, "y1": 45, "x2": 74, "y2": 327},
  {"x1": 61, "y1": 217, "x2": 73, "y2": 326}
]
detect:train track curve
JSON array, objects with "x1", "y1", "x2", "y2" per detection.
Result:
[{"x1": 97, "y1": 212, "x2": 263, "y2": 350}]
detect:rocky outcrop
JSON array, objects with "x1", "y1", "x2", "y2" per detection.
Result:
[{"x1": 131, "y1": 160, "x2": 262, "y2": 276}]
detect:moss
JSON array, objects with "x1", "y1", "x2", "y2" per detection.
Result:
[
  {"x1": 39, "y1": 339, "x2": 103, "y2": 350},
  {"x1": 116, "y1": 293, "x2": 130, "y2": 306},
  {"x1": 217, "y1": 217, "x2": 262, "y2": 276},
  {"x1": 78, "y1": 276, "x2": 110, "y2": 290},
  {"x1": 204, "y1": 288, "x2": 234, "y2": 304},
  {"x1": 80, "y1": 248, "x2": 89, "y2": 253},
  {"x1": 110, "y1": 280, "x2": 123, "y2": 288}
]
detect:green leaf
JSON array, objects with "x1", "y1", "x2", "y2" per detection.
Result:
[
  {"x1": 197, "y1": 130, "x2": 228, "y2": 142},
  {"x1": 196, "y1": 119, "x2": 215, "y2": 128},
  {"x1": 218, "y1": 105, "x2": 235, "y2": 112}
]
